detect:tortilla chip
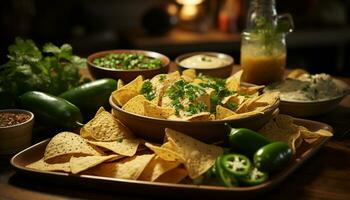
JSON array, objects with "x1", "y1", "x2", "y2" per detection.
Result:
[
  {"x1": 86, "y1": 154, "x2": 154, "y2": 180},
  {"x1": 184, "y1": 112, "x2": 211, "y2": 121},
  {"x1": 255, "y1": 92, "x2": 280, "y2": 106},
  {"x1": 145, "y1": 142, "x2": 184, "y2": 162},
  {"x1": 112, "y1": 89, "x2": 139, "y2": 107},
  {"x1": 224, "y1": 110, "x2": 263, "y2": 120},
  {"x1": 80, "y1": 108, "x2": 134, "y2": 141},
  {"x1": 259, "y1": 114, "x2": 301, "y2": 153},
  {"x1": 143, "y1": 101, "x2": 175, "y2": 119},
  {"x1": 164, "y1": 128, "x2": 223, "y2": 179},
  {"x1": 155, "y1": 167, "x2": 188, "y2": 184},
  {"x1": 117, "y1": 79, "x2": 124, "y2": 89},
  {"x1": 226, "y1": 74, "x2": 240, "y2": 91},
  {"x1": 238, "y1": 85, "x2": 265, "y2": 95},
  {"x1": 26, "y1": 158, "x2": 71, "y2": 172},
  {"x1": 181, "y1": 69, "x2": 196, "y2": 82},
  {"x1": 221, "y1": 95, "x2": 244, "y2": 106},
  {"x1": 70, "y1": 155, "x2": 119, "y2": 174},
  {"x1": 122, "y1": 95, "x2": 147, "y2": 115},
  {"x1": 138, "y1": 156, "x2": 180, "y2": 181},
  {"x1": 216, "y1": 105, "x2": 236, "y2": 120},
  {"x1": 112, "y1": 75, "x2": 143, "y2": 106},
  {"x1": 87, "y1": 138, "x2": 140, "y2": 156},
  {"x1": 44, "y1": 132, "x2": 102, "y2": 162},
  {"x1": 299, "y1": 126, "x2": 333, "y2": 139}
]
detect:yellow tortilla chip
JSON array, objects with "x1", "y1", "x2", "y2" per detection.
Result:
[
  {"x1": 70, "y1": 155, "x2": 119, "y2": 174},
  {"x1": 299, "y1": 126, "x2": 333, "y2": 139},
  {"x1": 80, "y1": 108, "x2": 134, "y2": 141},
  {"x1": 143, "y1": 101, "x2": 175, "y2": 119},
  {"x1": 226, "y1": 73, "x2": 240, "y2": 91},
  {"x1": 164, "y1": 128, "x2": 223, "y2": 179},
  {"x1": 44, "y1": 132, "x2": 102, "y2": 162},
  {"x1": 224, "y1": 110, "x2": 263, "y2": 120},
  {"x1": 26, "y1": 158, "x2": 71, "y2": 172},
  {"x1": 117, "y1": 79, "x2": 124, "y2": 89},
  {"x1": 184, "y1": 112, "x2": 211, "y2": 121},
  {"x1": 122, "y1": 95, "x2": 147, "y2": 115},
  {"x1": 221, "y1": 95, "x2": 244, "y2": 106},
  {"x1": 155, "y1": 167, "x2": 188, "y2": 184},
  {"x1": 112, "y1": 75, "x2": 143, "y2": 106},
  {"x1": 86, "y1": 154, "x2": 154, "y2": 180},
  {"x1": 216, "y1": 105, "x2": 236, "y2": 120},
  {"x1": 259, "y1": 114, "x2": 301, "y2": 153},
  {"x1": 145, "y1": 142, "x2": 184, "y2": 162},
  {"x1": 86, "y1": 138, "x2": 140, "y2": 156},
  {"x1": 181, "y1": 69, "x2": 196, "y2": 82},
  {"x1": 138, "y1": 156, "x2": 180, "y2": 181},
  {"x1": 238, "y1": 85, "x2": 265, "y2": 95}
]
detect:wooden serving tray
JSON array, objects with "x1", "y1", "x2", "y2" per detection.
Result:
[{"x1": 10, "y1": 118, "x2": 333, "y2": 198}]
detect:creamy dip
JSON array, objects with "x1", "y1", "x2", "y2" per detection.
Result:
[
  {"x1": 179, "y1": 55, "x2": 231, "y2": 69},
  {"x1": 265, "y1": 73, "x2": 346, "y2": 101}
]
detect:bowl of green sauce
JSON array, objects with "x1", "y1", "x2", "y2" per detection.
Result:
[{"x1": 87, "y1": 50, "x2": 170, "y2": 82}]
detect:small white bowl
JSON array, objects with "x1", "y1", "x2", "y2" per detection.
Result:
[
  {"x1": 276, "y1": 79, "x2": 349, "y2": 117},
  {"x1": 0, "y1": 109, "x2": 34, "y2": 155}
]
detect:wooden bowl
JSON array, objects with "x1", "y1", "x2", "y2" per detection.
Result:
[
  {"x1": 0, "y1": 109, "x2": 34, "y2": 155},
  {"x1": 175, "y1": 52, "x2": 234, "y2": 78},
  {"x1": 87, "y1": 50, "x2": 170, "y2": 83},
  {"x1": 109, "y1": 96, "x2": 279, "y2": 143}
]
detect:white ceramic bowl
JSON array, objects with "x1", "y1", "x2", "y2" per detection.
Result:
[
  {"x1": 275, "y1": 79, "x2": 349, "y2": 117},
  {"x1": 0, "y1": 109, "x2": 34, "y2": 155}
]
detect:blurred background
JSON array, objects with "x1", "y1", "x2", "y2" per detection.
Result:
[{"x1": 1, "y1": 0, "x2": 350, "y2": 76}]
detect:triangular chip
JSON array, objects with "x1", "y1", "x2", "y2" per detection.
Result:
[
  {"x1": 144, "y1": 101, "x2": 175, "y2": 119},
  {"x1": 155, "y1": 167, "x2": 188, "y2": 184},
  {"x1": 259, "y1": 114, "x2": 301, "y2": 153},
  {"x1": 122, "y1": 95, "x2": 147, "y2": 115},
  {"x1": 87, "y1": 138, "x2": 140, "y2": 156},
  {"x1": 164, "y1": 128, "x2": 223, "y2": 179},
  {"x1": 70, "y1": 155, "x2": 119, "y2": 174},
  {"x1": 80, "y1": 109, "x2": 134, "y2": 141},
  {"x1": 138, "y1": 156, "x2": 180, "y2": 181},
  {"x1": 183, "y1": 112, "x2": 211, "y2": 121},
  {"x1": 86, "y1": 154, "x2": 154, "y2": 180},
  {"x1": 216, "y1": 105, "x2": 236, "y2": 120},
  {"x1": 145, "y1": 142, "x2": 184, "y2": 162},
  {"x1": 26, "y1": 158, "x2": 71, "y2": 172},
  {"x1": 112, "y1": 75, "x2": 143, "y2": 106},
  {"x1": 44, "y1": 132, "x2": 102, "y2": 162}
]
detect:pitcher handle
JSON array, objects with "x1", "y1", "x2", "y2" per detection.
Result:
[{"x1": 277, "y1": 13, "x2": 294, "y2": 33}]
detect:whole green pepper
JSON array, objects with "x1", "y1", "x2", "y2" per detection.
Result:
[
  {"x1": 59, "y1": 78, "x2": 117, "y2": 119},
  {"x1": 254, "y1": 141, "x2": 292, "y2": 173},
  {"x1": 19, "y1": 91, "x2": 83, "y2": 129},
  {"x1": 228, "y1": 127, "x2": 271, "y2": 157}
]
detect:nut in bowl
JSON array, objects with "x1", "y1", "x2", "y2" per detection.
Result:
[
  {"x1": 0, "y1": 109, "x2": 34, "y2": 155},
  {"x1": 175, "y1": 52, "x2": 234, "y2": 78},
  {"x1": 87, "y1": 49, "x2": 170, "y2": 83},
  {"x1": 264, "y1": 72, "x2": 350, "y2": 117},
  {"x1": 109, "y1": 70, "x2": 280, "y2": 143}
]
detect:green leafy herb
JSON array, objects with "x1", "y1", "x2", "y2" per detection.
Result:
[
  {"x1": 185, "y1": 102, "x2": 208, "y2": 116},
  {"x1": 159, "y1": 74, "x2": 166, "y2": 82},
  {"x1": 226, "y1": 102, "x2": 238, "y2": 111},
  {"x1": 198, "y1": 74, "x2": 235, "y2": 112},
  {"x1": 0, "y1": 37, "x2": 87, "y2": 107},
  {"x1": 141, "y1": 80, "x2": 156, "y2": 101}
]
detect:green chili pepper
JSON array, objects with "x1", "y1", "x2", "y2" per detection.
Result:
[{"x1": 221, "y1": 154, "x2": 251, "y2": 178}]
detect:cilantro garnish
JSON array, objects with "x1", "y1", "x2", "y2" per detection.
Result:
[{"x1": 141, "y1": 80, "x2": 156, "y2": 101}]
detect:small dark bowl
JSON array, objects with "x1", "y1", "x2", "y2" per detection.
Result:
[
  {"x1": 175, "y1": 52, "x2": 234, "y2": 78},
  {"x1": 110, "y1": 96, "x2": 279, "y2": 143},
  {"x1": 87, "y1": 50, "x2": 170, "y2": 82}
]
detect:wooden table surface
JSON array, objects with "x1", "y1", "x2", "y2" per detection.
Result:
[{"x1": 0, "y1": 67, "x2": 349, "y2": 200}]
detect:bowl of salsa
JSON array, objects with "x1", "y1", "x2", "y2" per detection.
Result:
[
  {"x1": 87, "y1": 50, "x2": 170, "y2": 82},
  {"x1": 0, "y1": 109, "x2": 34, "y2": 154}
]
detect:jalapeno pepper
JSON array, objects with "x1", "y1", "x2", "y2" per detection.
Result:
[
  {"x1": 221, "y1": 154, "x2": 251, "y2": 178},
  {"x1": 215, "y1": 155, "x2": 238, "y2": 187},
  {"x1": 239, "y1": 167, "x2": 269, "y2": 186}
]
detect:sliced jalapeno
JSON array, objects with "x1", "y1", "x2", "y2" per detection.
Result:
[
  {"x1": 239, "y1": 167, "x2": 269, "y2": 186},
  {"x1": 215, "y1": 155, "x2": 238, "y2": 187},
  {"x1": 221, "y1": 154, "x2": 251, "y2": 178}
]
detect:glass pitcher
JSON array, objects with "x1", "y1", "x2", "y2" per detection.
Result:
[{"x1": 240, "y1": 0, "x2": 293, "y2": 85}]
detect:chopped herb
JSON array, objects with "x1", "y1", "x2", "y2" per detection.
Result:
[
  {"x1": 159, "y1": 74, "x2": 166, "y2": 82},
  {"x1": 226, "y1": 102, "x2": 238, "y2": 111},
  {"x1": 185, "y1": 102, "x2": 207, "y2": 116},
  {"x1": 116, "y1": 138, "x2": 124, "y2": 143},
  {"x1": 141, "y1": 80, "x2": 156, "y2": 100}
]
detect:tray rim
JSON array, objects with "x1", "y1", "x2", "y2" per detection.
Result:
[{"x1": 10, "y1": 118, "x2": 333, "y2": 197}]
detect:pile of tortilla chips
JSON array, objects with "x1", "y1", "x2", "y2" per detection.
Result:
[
  {"x1": 27, "y1": 108, "x2": 223, "y2": 183},
  {"x1": 111, "y1": 69, "x2": 279, "y2": 121},
  {"x1": 259, "y1": 114, "x2": 333, "y2": 153}
]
